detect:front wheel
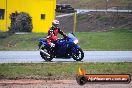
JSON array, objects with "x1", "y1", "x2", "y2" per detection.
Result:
[{"x1": 72, "y1": 48, "x2": 84, "y2": 61}]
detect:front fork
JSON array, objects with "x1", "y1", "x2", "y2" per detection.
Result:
[{"x1": 72, "y1": 44, "x2": 80, "y2": 53}]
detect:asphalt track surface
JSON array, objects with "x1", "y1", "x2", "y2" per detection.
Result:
[{"x1": 0, "y1": 51, "x2": 132, "y2": 63}]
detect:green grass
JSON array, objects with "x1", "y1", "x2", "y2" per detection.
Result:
[
  {"x1": 0, "y1": 33, "x2": 47, "y2": 51},
  {"x1": 0, "y1": 62, "x2": 131, "y2": 80},
  {"x1": 0, "y1": 28, "x2": 132, "y2": 51},
  {"x1": 75, "y1": 28, "x2": 132, "y2": 50}
]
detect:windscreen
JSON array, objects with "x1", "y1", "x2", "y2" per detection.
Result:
[{"x1": 67, "y1": 33, "x2": 77, "y2": 39}]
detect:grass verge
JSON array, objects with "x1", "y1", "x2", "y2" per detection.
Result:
[
  {"x1": 76, "y1": 28, "x2": 132, "y2": 50},
  {"x1": 0, "y1": 28, "x2": 132, "y2": 51},
  {"x1": 0, "y1": 62, "x2": 131, "y2": 80}
]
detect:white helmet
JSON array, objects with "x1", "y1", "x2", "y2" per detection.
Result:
[{"x1": 52, "y1": 20, "x2": 59, "y2": 28}]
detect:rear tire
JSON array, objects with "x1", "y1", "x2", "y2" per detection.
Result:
[
  {"x1": 40, "y1": 49, "x2": 53, "y2": 62},
  {"x1": 72, "y1": 48, "x2": 84, "y2": 61}
]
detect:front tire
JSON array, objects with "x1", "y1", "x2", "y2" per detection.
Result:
[{"x1": 72, "y1": 48, "x2": 84, "y2": 61}]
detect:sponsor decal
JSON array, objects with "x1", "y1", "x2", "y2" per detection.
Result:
[{"x1": 76, "y1": 66, "x2": 131, "y2": 85}]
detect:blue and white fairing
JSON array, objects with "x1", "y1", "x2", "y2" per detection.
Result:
[
  {"x1": 67, "y1": 33, "x2": 79, "y2": 44},
  {"x1": 39, "y1": 33, "x2": 80, "y2": 49}
]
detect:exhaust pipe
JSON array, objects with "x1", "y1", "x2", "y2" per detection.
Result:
[{"x1": 40, "y1": 50, "x2": 50, "y2": 57}]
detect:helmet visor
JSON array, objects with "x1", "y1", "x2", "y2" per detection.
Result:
[{"x1": 54, "y1": 24, "x2": 59, "y2": 28}]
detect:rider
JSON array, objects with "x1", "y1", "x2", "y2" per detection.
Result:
[{"x1": 47, "y1": 20, "x2": 67, "y2": 48}]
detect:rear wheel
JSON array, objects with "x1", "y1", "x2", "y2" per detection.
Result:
[
  {"x1": 40, "y1": 48, "x2": 53, "y2": 61},
  {"x1": 72, "y1": 48, "x2": 84, "y2": 61}
]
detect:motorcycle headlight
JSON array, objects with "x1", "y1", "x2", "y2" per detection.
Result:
[{"x1": 74, "y1": 40, "x2": 78, "y2": 44}]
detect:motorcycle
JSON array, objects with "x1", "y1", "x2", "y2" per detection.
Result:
[{"x1": 38, "y1": 33, "x2": 84, "y2": 61}]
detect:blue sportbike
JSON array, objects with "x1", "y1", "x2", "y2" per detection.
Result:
[{"x1": 38, "y1": 33, "x2": 84, "y2": 61}]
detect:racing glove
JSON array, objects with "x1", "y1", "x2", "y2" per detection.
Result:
[{"x1": 50, "y1": 43, "x2": 55, "y2": 47}]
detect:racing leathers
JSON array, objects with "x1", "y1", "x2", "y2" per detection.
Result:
[{"x1": 47, "y1": 26, "x2": 66, "y2": 47}]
